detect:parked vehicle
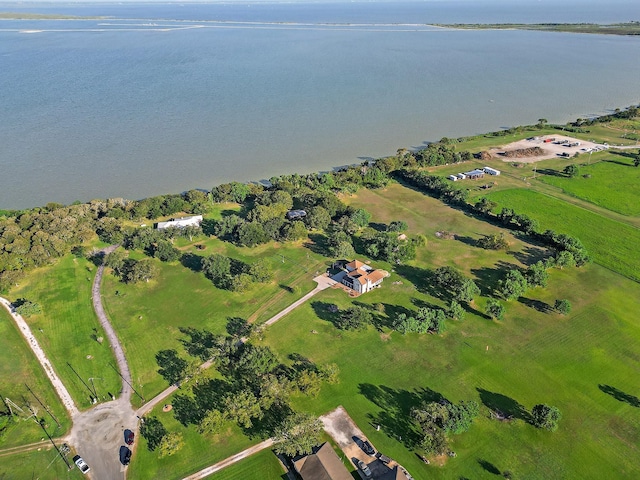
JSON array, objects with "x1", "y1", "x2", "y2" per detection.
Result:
[
  {"x1": 125, "y1": 429, "x2": 135, "y2": 445},
  {"x1": 357, "y1": 460, "x2": 372, "y2": 477},
  {"x1": 73, "y1": 455, "x2": 90, "y2": 474},
  {"x1": 362, "y1": 440, "x2": 375, "y2": 456}
]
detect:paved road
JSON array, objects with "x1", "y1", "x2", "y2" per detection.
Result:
[{"x1": 0, "y1": 296, "x2": 79, "y2": 417}]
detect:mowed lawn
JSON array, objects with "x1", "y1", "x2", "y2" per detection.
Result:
[
  {"x1": 102, "y1": 238, "x2": 329, "y2": 405},
  {"x1": 0, "y1": 447, "x2": 85, "y2": 479},
  {"x1": 260, "y1": 263, "x2": 640, "y2": 480},
  {"x1": 207, "y1": 448, "x2": 285, "y2": 480},
  {"x1": 537, "y1": 158, "x2": 640, "y2": 216},
  {"x1": 8, "y1": 256, "x2": 121, "y2": 410},
  {"x1": 0, "y1": 308, "x2": 71, "y2": 447},
  {"x1": 485, "y1": 189, "x2": 640, "y2": 282}
]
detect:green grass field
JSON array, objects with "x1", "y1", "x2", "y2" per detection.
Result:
[
  {"x1": 0, "y1": 447, "x2": 85, "y2": 479},
  {"x1": 207, "y1": 448, "x2": 286, "y2": 480},
  {"x1": 537, "y1": 158, "x2": 640, "y2": 216},
  {"x1": 257, "y1": 247, "x2": 640, "y2": 479},
  {"x1": 8, "y1": 256, "x2": 121, "y2": 410},
  {"x1": 485, "y1": 189, "x2": 640, "y2": 281},
  {"x1": 0, "y1": 308, "x2": 71, "y2": 447},
  {"x1": 102, "y1": 237, "x2": 329, "y2": 406}
]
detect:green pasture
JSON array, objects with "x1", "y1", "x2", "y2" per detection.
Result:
[
  {"x1": 102, "y1": 237, "x2": 328, "y2": 405},
  {"x1": 8, "y1": 256, "x2": 121, "y2": 410},
  {"x1": 259, "y1": 259, "x2": 640, "y2": 480},
  {"x1": 0, "y1": 308, "x2": 71, "y2": 447},
  {"x1": 537, "y1": 158, "x2": 640, "y2": 216},
  {"x1": 207, "y1": 448, "x2": 285, "y2": 480},
  {"x1": 0, "y1": 447, "x2": 85, "y2": 479},
  {"x1": 485, "y1": 189, "x2": 640, "y2": 281}
]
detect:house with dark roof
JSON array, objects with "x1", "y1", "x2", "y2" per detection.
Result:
[
  {"x1": 293, "y1": 442, "x2": 352, "y2": 480},
  {"x1": 339, "y1": 260, "x2": 389, "y2": 294},
  {"x1": 379, "y1": 466, "x2": 412, "y2": 480}
]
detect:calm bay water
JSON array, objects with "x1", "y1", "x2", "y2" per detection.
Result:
[{"x1": 1, "y1": 1, "x2": 640, "y2": 209}]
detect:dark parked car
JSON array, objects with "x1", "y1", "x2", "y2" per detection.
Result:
[
  {"x1": 362, "y1": 440, "x2": 375, "y2": 456},
  {"x1": 120, "y1": 446, "x2": 132, "y2": 466},
  {"x1": 357, "y1": 460, "x2": 372, "y2": 477},
  {"x1": 124, "y1": 429, "x2": 135, "y2": 445}
]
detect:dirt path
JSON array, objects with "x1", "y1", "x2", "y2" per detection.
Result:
[
  {"x1": 181, "y1": 438, "x2": 275, "y2": 480},
  {"x1": 0, "y1": 296, "x2": 79, "y2": 418},
  {"x1": 0, "y1": 440, "x2": 54, "y2": 457},
  {"x1": 91, "y1": 245, "x2": 132, "y2": 403}
]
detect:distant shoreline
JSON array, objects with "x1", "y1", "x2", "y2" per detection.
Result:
[{"x1": 433, "y1": 22, "x2": 640, "y2": 36}]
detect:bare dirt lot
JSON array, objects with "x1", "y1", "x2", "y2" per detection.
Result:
[{"x1": 487, "y1": 135, "x2": 606, "y2": 163}]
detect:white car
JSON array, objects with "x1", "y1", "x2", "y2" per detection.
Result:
[{"x1": 73, "y1": 455, "x2": 90, "y2": 474}]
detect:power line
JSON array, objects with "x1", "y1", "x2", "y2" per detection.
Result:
[{"x1": 25, "y1": 384, "x2": 60, "y2": 428}]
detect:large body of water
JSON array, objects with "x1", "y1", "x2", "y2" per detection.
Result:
[{"x1": 1, "y1": 1, "x2": 640, "y2": 209}]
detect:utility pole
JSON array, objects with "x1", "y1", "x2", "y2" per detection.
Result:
[
  {"x1": 66, "y1": 362, "x2": 96, "y2": 403},
  {"x1": 109, "y1": 363, "x2": 144, "y2": 402},
  {"x1": 88, "y1": 378, "x2": 101, "y2": 400},
  {"x1": 25, "y1": 384, "x2": 60, "y2": 428}
]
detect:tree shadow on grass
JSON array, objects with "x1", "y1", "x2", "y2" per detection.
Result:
[
  {"x1": 609, "y1": 151, "x2": 636, "y2": 161},
  {"x1": 455, "y1": 235, "x2": 478, "y2": 248},
  {"x1": 359, "y1": 383, "x2": 444, "y2": 449},
  {"x1": 180, "y1": 252, "x2": 203, "y2": 272},
  {"x1": 311, "y1": 301, "x2": 341, "y2": 328},
  {"x1": 478, "y1": 459, "x2": 501, "y2": 475},
  {"x1": 471, "y1": 260, "x2": 519, "y2": 297},
  {"x1": 509, "y1": 245, "x2": 550, "y2": 267},
  {"x1": 201, "y1": 218, "x2": 217, "y2": 236},
  {"x1": 598, "y1": 384, "x2": 640, "y2": 407},
  {"x1": 304, "y1": 233, "x2": 331, "y2": 256},
  {"x1": 518, "y1": 297, "x2": 552, "y2": 314},
  {"x1": 477, "y1": 388, "x2": 531, "y2": 423},
  {"x1": 394, "y1": 264, "x2": 448, "y2": 300}
]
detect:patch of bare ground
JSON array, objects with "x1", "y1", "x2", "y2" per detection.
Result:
[{"x1": 483, "y1": 135, "x2": 605, "y2": 163}]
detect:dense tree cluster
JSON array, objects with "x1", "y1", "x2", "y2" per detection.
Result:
[
  {"x1": 151, "y1": 323, "x2": 339, "y2": 455},
  {"x1": 105, "y1": 249, "x2": 159, "y2": 284},
  {"x1": 433, "y1": 266, "x2": 480, "y2": 304},
  {"x1": 393, "y1": 307, "x2": 447, "y2": 334},
  {"x1": 201, "y1": 255, "x2": 273, "y2": 291},
  {"x1": 412, "y1": 399, "x2": 479, "y2": 455},
  {"x1": 531, "y1": 404, "x2": 562, "y2": 431}
]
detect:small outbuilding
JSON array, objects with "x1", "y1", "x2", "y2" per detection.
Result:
[
  {"x1": 447, "y1": 175, "x2": 458, "y2": 181},
  {"x1": 483, "y1": 166, "x2": 501, "y2": 176},
  {"x1": 286, "y1": 209, "x2": 307, "y2": 220},
  {"x1": 464, "y1": 169, "x2": 485, "y2": 180}
]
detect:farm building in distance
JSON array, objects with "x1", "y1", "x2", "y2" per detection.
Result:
[
  {"x1": 156, "y1": 215, "x2": 203, "y2": 230},
  {"x1": 483, "y1": 166, "x2": 501, "y2": 176},
  {"x1": 286, "y1": 209, "x2": 307, "y2": 220},
  {"x1": 463, "y1": 169, "x2": 486, "y2": 179}
]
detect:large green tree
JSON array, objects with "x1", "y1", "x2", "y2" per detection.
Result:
[{"x1": 274, "y1": 411, "x2": 323, "y2": 457}]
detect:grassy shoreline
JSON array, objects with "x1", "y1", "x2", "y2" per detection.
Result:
[{"x1": 434, "y1": 22, "x2": 640, "y2": 36}]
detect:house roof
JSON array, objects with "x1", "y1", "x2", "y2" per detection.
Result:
[
  {"x1": 379, "y1": 466, "x2": 410, "y2": 480},
  {"x1": 346, "y1": 260, "x2": 366, "y2": 270},
  {"x1": 366, "y1": 269, "x2": 389, "y2": 284},
  {"x1": 293, "y1": 443, "x2": 352, "y2": 480}
]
